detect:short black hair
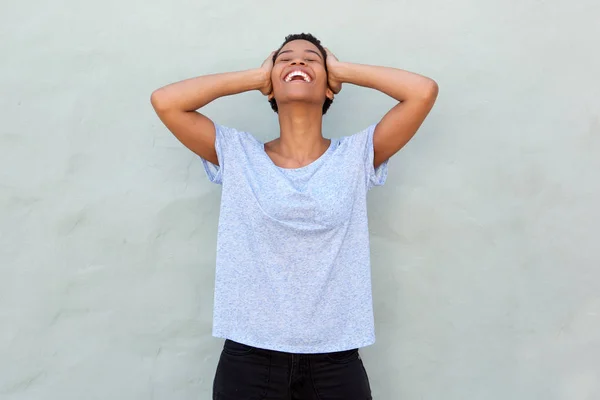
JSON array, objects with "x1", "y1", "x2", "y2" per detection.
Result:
[{"x1": 269, "y1": 33, "x2": 333, "y2": 115}]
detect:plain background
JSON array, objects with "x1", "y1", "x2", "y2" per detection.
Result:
[{"x1": 1, "y1": 0, "x2": 599, "y2": 399}]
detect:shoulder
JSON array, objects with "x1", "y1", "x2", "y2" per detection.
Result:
[
  {"x1": 336, "y1": 124, "x2": 378, "y2": 149},
  {"x1": 214, "y1": 123, "x2": 261, "y2": 148},
  {"x1": 214, "y1": 124, "x2": 255, "y2": 140}
]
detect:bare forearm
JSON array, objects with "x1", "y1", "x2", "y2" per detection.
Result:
[
  {"x1": 334, "y1": 62, "x2": 437, "y2": 102},
  {"x1": 151, "y1": 69, "x2": 267, "y2": 112}
]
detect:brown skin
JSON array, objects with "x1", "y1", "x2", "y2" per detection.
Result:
[
  {"x1": 150, "y1": 40, "x2": 438, "y2": 169},
  {"x1": 325, "y1": 49, "x2": 439, "y2": 168},
  {"x1": 150, "y1": 68, "x2": 266, "y2": 166},
  {"x1": 263, "y1": 40, "x2": 334, "y2": 169}
]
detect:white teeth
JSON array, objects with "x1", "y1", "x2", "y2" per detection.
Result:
[{"x1": 284, "y1": 70, "x2": 311, "y2": 82}]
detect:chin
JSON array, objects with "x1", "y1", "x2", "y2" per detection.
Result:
[
  {"x1": 277, "y1": 98, "x2": 325, "y2": 110},
  {"x1": 276, "y1": 91, "x2": 325, "y2": 105}
]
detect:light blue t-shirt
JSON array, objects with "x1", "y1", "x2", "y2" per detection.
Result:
[{"x1": 201, "y1": 123, "x2": 388, "y2": 353}]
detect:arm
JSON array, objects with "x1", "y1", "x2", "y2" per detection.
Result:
[
  {"x1": 150, "y1": 54, "x2": 274, "y2": 165},
  {"x1": 327, "y1": 51, "x2": 439, "y2": 168}
]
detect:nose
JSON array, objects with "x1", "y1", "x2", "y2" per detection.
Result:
[{"x1": 289, "y1": 58, "x2": 306, "y2": 66}]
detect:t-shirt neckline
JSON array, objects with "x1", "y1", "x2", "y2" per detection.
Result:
[{"x1": 261, "y1": 138, "x2": 336, "y2": 172}]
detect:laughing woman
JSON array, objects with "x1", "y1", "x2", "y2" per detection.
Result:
[{"x1": 150, "y1": 33, "x2": 438, "y2": 400}]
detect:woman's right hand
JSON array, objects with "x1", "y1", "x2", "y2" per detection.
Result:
[{"x1": 259, "y1": 51, "x2": 276, "y2": 96}]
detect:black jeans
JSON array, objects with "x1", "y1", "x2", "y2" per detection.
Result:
[{"x1": 213, "y1": 339, "x2": 373, "y2": 399}]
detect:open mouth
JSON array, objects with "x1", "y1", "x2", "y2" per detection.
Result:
[{"x1": 284, "y1": 70, "x2": 312, "y2": 83}]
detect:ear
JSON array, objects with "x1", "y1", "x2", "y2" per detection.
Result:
[{"x1": 326, "y1": 87, "x2": 334, "y2": 101}]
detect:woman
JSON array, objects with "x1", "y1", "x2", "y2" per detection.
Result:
[{"x1": 151, "y1": 33, "x2": 437, "y2": 400}]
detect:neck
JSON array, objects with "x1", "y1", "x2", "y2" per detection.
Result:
[{"x1": 276, "y1": 104, "x2": 327, "y2": 158}]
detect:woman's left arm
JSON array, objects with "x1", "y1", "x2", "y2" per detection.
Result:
[{"x1": 327, "y1": 50, "x2": 439, "y2": 168}]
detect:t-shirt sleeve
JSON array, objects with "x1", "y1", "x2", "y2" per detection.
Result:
[
  {"x1": 200, "y1": 123, "x2": 238, "y2": 185},
  {"x1": 353, "y1": 124, "x2": 389, "y2": 190}
]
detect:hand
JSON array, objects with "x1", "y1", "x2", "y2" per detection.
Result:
[
  {"x1": 325, "y1": 48, "x2": 343, "y2": 94},
  {"x1": 259, "y1": 51, "x2": 276, "y2": 96}
]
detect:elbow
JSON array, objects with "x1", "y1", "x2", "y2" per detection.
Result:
[
  {"x1": 150, "y1": 89, "x2": 171, "y2": 112},
  {"x1": 422, "y1": 79, "x2": 439, "y2": 102}
]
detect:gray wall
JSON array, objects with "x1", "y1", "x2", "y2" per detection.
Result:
[{"x1": 1, "y1": 0, "x2": 599, "y2": 399}]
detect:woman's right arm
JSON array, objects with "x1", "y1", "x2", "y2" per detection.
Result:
[{"x1": 150, "y1": 57, "x2": 273, "y2": 165}]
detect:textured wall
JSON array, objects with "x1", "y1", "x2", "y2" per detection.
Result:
[{"x1": 1, "y1": 0, "x2": 599, "y2": 399}]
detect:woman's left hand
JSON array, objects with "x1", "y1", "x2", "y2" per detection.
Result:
[{"x1": 325, "y1": 48, "x2": 343, "y2": 94}]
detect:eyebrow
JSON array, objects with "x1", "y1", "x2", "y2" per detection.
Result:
[{"x1": 276, "y1": 49, "x2": 323, "y2": 60}]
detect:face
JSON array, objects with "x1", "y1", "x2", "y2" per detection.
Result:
[{"x1": 269, "y1": 39, "x2": 334, "y2": 109}]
